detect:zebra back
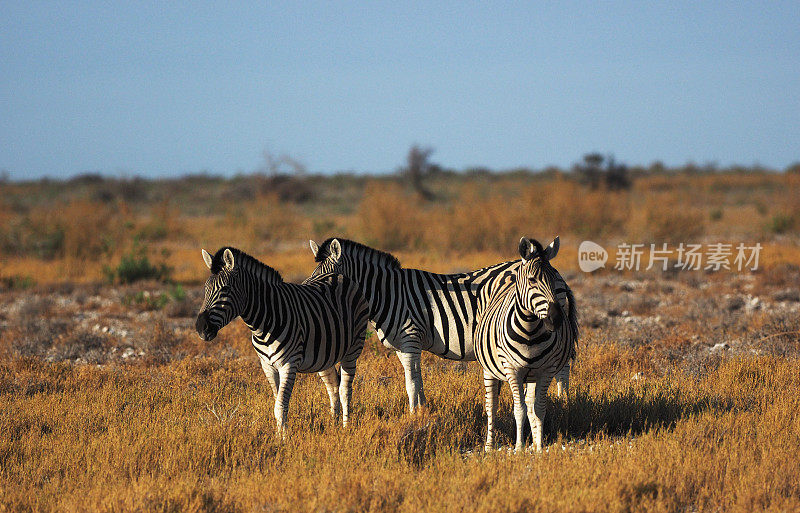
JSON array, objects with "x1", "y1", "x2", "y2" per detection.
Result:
[{"x1": 310, "y1": 238, "x2": 521, "y2": 360}]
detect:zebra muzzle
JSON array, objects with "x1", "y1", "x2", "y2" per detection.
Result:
[
  {"x1": 544, "y1": 301, "x2": 563, "y2": 332},
  {"x1": 195, "y1": 311, "x2": 219, "y2": 341}
]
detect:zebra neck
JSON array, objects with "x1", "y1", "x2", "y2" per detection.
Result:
[
  {"x1": 506, "y1": 298, "x2": 548, "y2": 342},
  {"x1": 356, "y1": 262, "x2": 404, "y2": 328},
  {"x1": 238, "y1": 269, "x2": 281, "y2": 336}
]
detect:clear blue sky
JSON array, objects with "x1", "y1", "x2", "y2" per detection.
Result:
[{"x1": 2, "y1": 2, "x2": 798, "y2": 179}]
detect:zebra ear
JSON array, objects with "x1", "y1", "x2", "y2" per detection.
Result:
[
  {"x1": 222, "y1": 248, "x2": 235, "y2": 270},
  {"x1": 330, "y1": 239, "x2": 342, "y2": 260},
  {"x1": 519, "y1": 237, "x2": 534, "y2": 262},
  {"x1": 309, "y1": 240, "x2": 319, "y2": 258},
  {"x1": 543, "y1": 236, "x2": 560, "y2": 261},
  {"x1": 202, "y1": 249, "x2": 213, "y2": 270}
]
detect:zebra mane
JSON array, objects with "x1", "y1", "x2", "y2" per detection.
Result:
[
  {"x1": 315, "y1": 238, "x2": 402, "y2": 269},
  {"x1": 564, "y1": 284, "x2": 580, "y2": 354},
  {"x1": 210, "y1": 247, "x2": 283, "y2": 282}
]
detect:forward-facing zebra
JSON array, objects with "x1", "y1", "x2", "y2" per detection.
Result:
[
  {"x1": 308, "y1": 237, "x2": 571, "y2": 413},
  {"x1": 195, "y1": 247, "x2": 369, "y2": 433},
  {"x1": 475, "y1": 237, "x2": 578, "y2": 452}
]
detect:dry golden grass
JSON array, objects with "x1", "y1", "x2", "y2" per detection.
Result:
[{"x1": 1, "y1": 337, "x2": 798, "y2": 512}]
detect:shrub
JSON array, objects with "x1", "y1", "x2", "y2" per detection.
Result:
[
  {"x1": 0, "y1": 275, "x2": 36, "y2": 291},
  {"x1": 104, "y1": 243, "x2": 172, "y2": 284},
  {"x1": 250, "y1": 193, "x2": 307, "y2": 245},
  {"x1": 124, "y1": 290, "x2": 170, "y2": 310},
  {"x1": 644, "y1": 198, "x2": 705, "y2": 242},
  {"x1": 769, "y1": 213, "x2": 794, "y2": 234},
  {"x1": 356, "y1": 181, "x2": 425, "y2": 250}
]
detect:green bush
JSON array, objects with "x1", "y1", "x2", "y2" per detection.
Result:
[
  {"x1": 0, "y1": 275, "x2": 36, "y2": 291},
  {"x1": 123, "y1": 284, "x2": 187, "y2": 311},
  {"x1": 769, "y1": 213, "x2": 794, "y2": 234},
  {"x1": 104, "y1": 244, "x2": 172, "y2": 284}
]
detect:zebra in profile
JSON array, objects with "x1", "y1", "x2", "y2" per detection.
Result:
[
  {"x1": 308, "y1": 237, "x2": 571, "y2": 413},
  {"x1": 475, "y1": 237, "x2": 578, "y2": 452},
  {"x1": 195, "y1": 247, "x2": 369, "y2": 433}
]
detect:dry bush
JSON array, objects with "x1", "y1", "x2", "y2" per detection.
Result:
[
  {"x1": 50, "y1": 328, "x2": 109, "y2": 364},
  {"x1": 441, "y1": 183, "x2": 527, "y2": 251},
  {"x1": 746, "y1": 310, "x2": 800, "y2": 356},
  {"x1": 755, "y1": 263, "x2": 800, "y2": 291},
  {"x1": 555, "y1": 181, "x2": 629, "y2": 238},
  {"x1": 0, "y1": 199, "x2": 129, "y2": 265},
  {"x1": 638, "y1": 195, "x2": 706, "y2": 242},
  {"x1": 248, "y1": 193, "x2": 309, "y2": 248},
  {"x1": 356, "y1": 181, "x2": 426, "y2": 250}
]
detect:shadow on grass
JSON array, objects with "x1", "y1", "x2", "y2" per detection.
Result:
[
  {"x1": 394, "y1": 385, "x2": 723, "y2": 465},
  {"x1": 545, "y1": 385, "x2": 716, "y2": 442}
]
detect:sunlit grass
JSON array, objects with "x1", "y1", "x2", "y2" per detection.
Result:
[{"x1": 1, "y1": 339, "x2": 798, "y2": 512}]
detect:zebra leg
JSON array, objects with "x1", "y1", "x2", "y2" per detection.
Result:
[
  {"x1": 483, "y1": 371, "x2": 501, "y2": 452},
  {"x1": 339, "y1": 362, "x2": 356, "y2": 427},
  {"x1": 396, "y1": 350, "x2": 425, "y2": 413},
  {"x1": 317, "y1": 366, "x2": 341, "y2": 421},
  {"x1": 259, "y1": 357, "x2": 280, "y2": 398},
  {"x1": 526, "y1": 376, "x2": 552, "y2": 452},
  {"x1": 555, "y1": 361, "x2": 570, "y2": 399},
  {"x1": 338, "y1": 335, "x2": 363, "y2": 427},
  {"x1": 504, "y1": 368, "x2": 527, "y2": 453},
  {"x1": 274, "y1": 364, "x2": 297, "y2": 439}
]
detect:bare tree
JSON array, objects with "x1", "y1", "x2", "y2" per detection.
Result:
[
  {"x1": 260, "y1": 150, "x2": 307, "y2": 177},
  {"x1": 256, "y1": 149, "x2": 314, "y2": 202},
  {"x1": 402, "y1": 145, "x2": 435, "y2": 200}
]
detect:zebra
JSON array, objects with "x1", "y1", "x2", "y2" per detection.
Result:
[
  {"x1": 308, "y1": 237, "x2": 571, "y2": 413},
  {"x1": 195, "y1": 247, "x2": 369, "y2": 433},
  {"x1": 475, "y1": 237, "x2": 578, "y2": 452}
]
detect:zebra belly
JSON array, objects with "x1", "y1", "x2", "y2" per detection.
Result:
[
  {"x1": 252, "y1": 336, "x2": 344, "y2": 374},
  {"x1": 413, "y1": 304, "x2": 475, "y2": 360},
  {"x1": 477, "y1": 349, "x2": 563, "y2": 383},
  {"x1": 298, "y1": 335, "x2": 347, "y2": 373}
]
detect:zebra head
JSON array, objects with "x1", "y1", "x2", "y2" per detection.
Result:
[
  {"x1": 308, "y1": 238, "x2": 344, "y2": 276},
  {"x1": 196, "y1": 247, "x2": 243, "y2": 341},
  {"x1": 516, "y1": 236, "x2": 568, "y2": 332}
]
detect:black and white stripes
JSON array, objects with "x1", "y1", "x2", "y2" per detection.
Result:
[
  {"x1": 309, "y1": 238, "x2": 521, "y2": 412},
  {"x1": 196, "y1": 247, "x2": 369, "y2": 433},
  {"x1": 475, "y1": 236, "x2": 579, "y2": 452}
]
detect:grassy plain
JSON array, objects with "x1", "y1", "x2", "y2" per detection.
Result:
[{"x1": 1, "y1": 169, "x2": 799, "y2": 511}]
